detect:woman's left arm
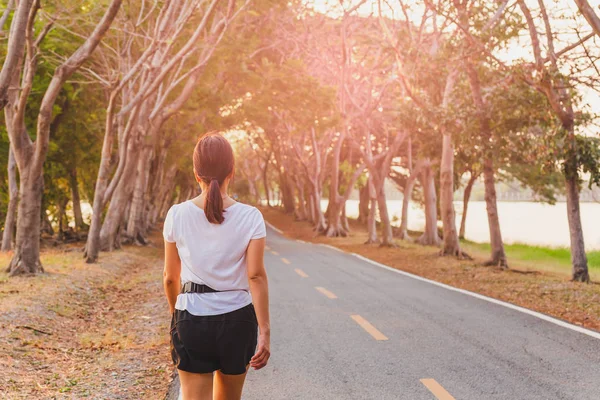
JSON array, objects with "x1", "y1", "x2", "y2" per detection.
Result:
[{"x1": 163, "y1": 241, "x2": 181, "y2": 314}]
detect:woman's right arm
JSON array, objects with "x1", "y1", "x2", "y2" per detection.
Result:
[
  {"x1": 163, "y1": 241, "x2": 181, "y2": 314},
  {"x1": 246, "y1": 237, "x2": 270, "y2": 370}
]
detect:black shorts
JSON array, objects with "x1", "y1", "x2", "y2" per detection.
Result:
[{"x1": 170, "y1": 303, "x2": 258, "y2": 375}]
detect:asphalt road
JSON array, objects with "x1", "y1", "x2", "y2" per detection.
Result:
[{"x1": 173, "y1": 226, "x2": 600, "y2": 399}]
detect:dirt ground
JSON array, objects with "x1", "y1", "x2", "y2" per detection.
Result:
[
  {"x1": 261, "y1": 207, "x2": 600, "y2": 332},
  {"x1": 0, "y1": 231, "x2": 173, "y2": 399}
]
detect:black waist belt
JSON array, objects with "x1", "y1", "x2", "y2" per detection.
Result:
[{"x1": 181, "y1": 282, "x2": 220, "y2": 294}]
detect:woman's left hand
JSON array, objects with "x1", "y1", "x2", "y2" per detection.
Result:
[{"x1": 250, "y1": 333, "x2": 270, "y2": 370}]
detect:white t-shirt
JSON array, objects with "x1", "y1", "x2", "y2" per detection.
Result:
[{"x1": 163, "y1": 200, "x2": 266, "y2": 316}]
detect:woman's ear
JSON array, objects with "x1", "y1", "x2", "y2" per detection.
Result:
[{"x1": 193, "y1": 170, "x2": 201, "y2": 184}]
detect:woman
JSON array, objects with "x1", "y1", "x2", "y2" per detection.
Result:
[{"x1": 163, "y1": 133, "x2": 270, "y2": 400}]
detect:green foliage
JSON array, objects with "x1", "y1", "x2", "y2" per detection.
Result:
[
  {"x1": 338, "y1": 159, "x2": 364, "y2": 195},
  {"x1": 463, "y1": 240, "x2": 600, "y2": 274}
]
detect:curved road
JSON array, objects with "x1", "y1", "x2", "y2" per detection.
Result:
[{"x1": 175, "y1": 226, "x2": 600, "y2": 399}]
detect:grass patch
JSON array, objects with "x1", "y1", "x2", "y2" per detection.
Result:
[
  {"x1": 461, "y1": 240, "x2": 600, "y2": 280},
  {"x1": 48, "y1": 303, "x2": 78, "y2": 318}
]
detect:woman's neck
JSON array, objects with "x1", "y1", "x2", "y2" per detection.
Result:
[{"x1": 194, "y1": 191, "x2": 236, "y2": 209}]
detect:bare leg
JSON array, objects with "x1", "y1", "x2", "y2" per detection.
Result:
[
  {"x1": 179, "y1": 369, "x2": 213, "y2": 400},
  {"x1": 213, "y1": 367, "x2": 249, "y2": 400}
]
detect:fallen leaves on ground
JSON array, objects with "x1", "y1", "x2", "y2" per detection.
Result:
[{"x1": 0, "y1": 231, "x2": 173, "y2": 399}]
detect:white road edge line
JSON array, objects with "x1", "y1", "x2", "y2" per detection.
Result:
[
  {"x1": 265, "y1": 220, "x2": 283, "y2": 235},
  {"x1": 296, "y1": 239, "x2": 307, "y2": 244},
  {"x1": 350, "y1": 253, "x2": 600, "y2": 341},
  {"x1": 265, "y1": 221, "x2": 283, "y2": 234},
  {"x1": 320, "y1": 243, "x2": 345, "y2": 253}
]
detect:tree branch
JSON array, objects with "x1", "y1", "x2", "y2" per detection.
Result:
[
  {"x1": 574, "y1": 0, "x2": 600, "y2": 38},
  {"x1": 32, "y1": 0, "x2": 123, "y2": 177},
  {"x1": 0, "y1": 0, "x2": 34, "y2": 110}
]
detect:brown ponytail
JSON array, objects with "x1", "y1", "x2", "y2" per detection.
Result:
[{"x1": 193, "y1": 133, "x2": 235, "y2": 224}]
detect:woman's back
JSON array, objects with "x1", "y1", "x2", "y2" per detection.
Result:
[
  {"x1": 163, "y1": 200, "x2": 266, "y2": 316},
  {"x1": 163, "y1": 133, "x2": 270, "y2": 399}
]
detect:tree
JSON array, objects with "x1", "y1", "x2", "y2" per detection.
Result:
[
  {"x1": 83, "y1": 0, "x2": 249, "y2": 262},
  {"x1": 6, "y1": 0, "x2": 122, "y2": 275},
  {"x1": 516, "y1": 0, "x2": 600, "y2": 282},
  {"x1": 378, "y1": 1, "x2": 465, "y2": 255},
  {"x1": 455, "y1": 0, "x2": 510, "y2": 267}
]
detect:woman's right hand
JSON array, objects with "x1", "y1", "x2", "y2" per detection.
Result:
[{"x1": 250, "y1": 333, "x2": 270, "y2": 370}]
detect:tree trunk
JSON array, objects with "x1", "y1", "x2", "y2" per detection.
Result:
[
  {"x1": 2, "y1": 149, "x2": 18, "y2": 252},
  {"x1": 279, "y1": 171, "x2": 295, "y2": 213},
  {"x1": 366, "y1": 198, "x2": 378, "y2": 244},
  {"x1": 159, "y1": 179, "x2": 177, "y2": 220},
  {"x1": 312, "y1": 185, "x2": 327, "y2": 233},
  {"x1": 418, "y1": 161, "x2": 441, "y2": 246},
  {"x1": 483, "y1": 157, "x2": 507, "y2": 267},
  {"x1": 262, "y1": 161, "x2": 271, "y2": 207},
  {"x1": 565, "y1": 174, "x2": 589, "y2": 282},
  {"x1": 358, "y1": 184, "x2": 369, "y2": 225},
  {"x1": 398, "y1": 173, "x2": 417, "y2": 240},
  {"x1": 99, "y1": 148, "x2": 138, "y2": 251},
  {"x1": 147, "y1": 148, "x2": 169, "y2": 227},
  {"x1": 69, "y1": 167, "x2": 85, "y2": 231},
  {"x1": 376, "y1": 186, "x2": 394, "y2": 246},
  {"x1": 324, "y1": 200, "x2": 345, "y2": 237},
  {"x1": 341, "y1": 203, "x2": 350, "y2": 232},
  {"x1": 85, "y1": 93, "x2": 119, "y2": 263},
  {"x1": 304, "y1": 183, "x2": 312, "y2": 222},
  {"x1": 324, "y1": 132, "x2": 345, "y2": 237},
  {"x1": 398, "y1": 138, "x2": 415, "y2": 240},
  {"x1": 466, "y1": 60, "x2": 505, "y2": 266},
  {"x1": 459, "y1": 172, "x2": 477, "y2": 240},
  {"x1": 57, "y1": 198, "x2": 67, "y2": 239},
  {"x1": 250, "y1": 179, "x2": 260, "y2": 204},
  {"x1": 248, "y1": 178, "x2": 258, "y2": 201},
  {"x1": 126, "y1": 148, "x2": 151, "y2": 240},
  {"x1": 439, "y1": 134, "x2": 462, "y2": 256},
  {"x1": 294, "y1": 178, "x2": 307, "y2": 220},
  {"x1": 365, "y1": 178, "x2": 378, "y2": 244},
  {"x1": 41, "y1": 203, "x2": 54, "y2": 236},
  {"x1": 149, "y1": 164, "x2": 177, "y2": 226},
  {"x1": 8, "y1": 174, "x2": 44, "y2": 275},
  {"x1": 306, "y1": 190, "x2": 315, "y2": 223}
]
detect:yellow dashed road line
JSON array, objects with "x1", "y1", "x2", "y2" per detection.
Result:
[
  {"x1": 420, "y1": 379, "x2": 456, "y2": 400},
  {"x1": 295, "y1": 269, "x2": 309, "y2": 278},
  {"x1": 350, "y1": 315, "x2": 388, "y2": 341},
  {"x1": 315, "y1": 286, "x2": 337, "y2": 299},
  {"x1": 271, "y1": 250, "x2": 279, "y2": 256},
  {"x1": 281, "y1": 258, "x2": 291, "y2": 265}
]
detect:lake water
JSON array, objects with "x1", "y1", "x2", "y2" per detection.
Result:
[
  {"x1": 78, "y1": 199, "x2": 599, "y2": 250},
  {"x1": 332, "y1": 200, "x2": 600, "y2": 250}
]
